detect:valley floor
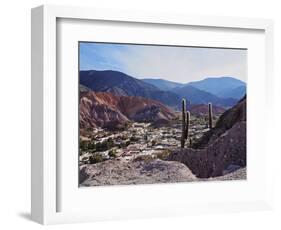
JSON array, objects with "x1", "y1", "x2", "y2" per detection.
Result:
[{"x1": 80, "y1": 114, "x2": 215, "y2": 166}]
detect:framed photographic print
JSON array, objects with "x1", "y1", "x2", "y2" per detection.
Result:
[
  {"x1": 78, "y1": 41, "x2": 247, "y2": 186},
  {"x1": 31, "y1": 5, "x2": 274, "y2": 225}
]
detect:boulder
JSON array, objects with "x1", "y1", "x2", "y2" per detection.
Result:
[{"x1": 80, "y1": 158, "x2": 197, "y2": 186}]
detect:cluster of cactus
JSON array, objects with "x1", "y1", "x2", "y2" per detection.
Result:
[{"x1": 180, "y1": 99, "x2": 213, "y2": 148}]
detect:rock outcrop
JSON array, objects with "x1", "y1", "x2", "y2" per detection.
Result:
[
  {"x1": 80, "y1": 159, "x2": 197, "y2": 186},
  {"x1": 193, "y1": 96, "x2": 246, "y2": 149},
  {"x1": 168, "y1": 97, "x2": 246, "y2": 178},
  {"x1": 80, "y1": 92, "x2": 176, "y2": 129}
]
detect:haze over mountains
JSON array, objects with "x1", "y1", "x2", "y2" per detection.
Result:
[
  {"x1": 186, "y1": 77, "x2": 246, "y2": 99},
  {"x1": 143, "y1": 76, "x2": 246, "y2": 100},
  {"x1": 80, "y1": 70, "x2": 246, "y2": 110}
]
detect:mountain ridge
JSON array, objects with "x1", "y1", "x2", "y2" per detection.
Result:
[
  {"x1": 141, "y1": 78, "x2": 184, "y2": 91},
  {"x1": 80, "y1": 70, "x2": 244, "y2": 108},
  {"x1": 141, "y1": 76, "x2": 246, "y2": 100},
  {"x1": 80, "y1": 70, "x2": 180, "y2": 108}
]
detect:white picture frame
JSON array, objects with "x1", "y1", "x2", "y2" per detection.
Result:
[{"x1": 31, "y1": 4, "x2": 274, "y2": 225}]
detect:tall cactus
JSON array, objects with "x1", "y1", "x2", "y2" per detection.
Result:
[
  {"x1": 181, "y1": 99, "x2": 186, "y2": 148},
  {"x1": 208, "y1": 102, "x2": 213, "y2": 129},
  {"x1": 185, "y1": 111, "x2": 190, "y2": 140}
]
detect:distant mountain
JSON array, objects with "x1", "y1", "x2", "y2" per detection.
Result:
[
  {"x1": 80, "y1": 70, "x2": 180, "y2": 108},
  {"x1": 172, "y1": 85, "x2": 237, "y2": 108},
  {"x1": 141, "y1": 78, "x2": 184, "y2": 91},
  {"x1": 187, "y1": 77, "x2": 246, "y2": 99},
  {"x1": 218, "y1": 85, "x2": 246, "y2": 100},
  {"x1": 80, "y1": 92, "x2": 176, "y2": 129}
]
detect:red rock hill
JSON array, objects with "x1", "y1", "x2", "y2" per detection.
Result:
[{"x1": 80, "y1": 92, "x2": 176, "y2": 129}]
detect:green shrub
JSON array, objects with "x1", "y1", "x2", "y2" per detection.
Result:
[
  {"x1": 130, "y1": 136, "x2": 139, "y2": 142},
  {"x1": 87, "y1": 141, "x2": 96, "y2": 150},
  {"x1": 89, "y1": 154, "x2": 104, "y2": 164},
  {"x1": 96, "y1": 138, "x2": 115, "y2": 151},
  {"x1": 80, "y1": 139, "x2": 89, "y2": 151},
  {"x1": 108, "y1": 149, "x2": 117, "y2": 158}
]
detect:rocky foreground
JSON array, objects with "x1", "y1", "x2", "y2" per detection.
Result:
[
  {"x1": 80, "y1": 158, "x2": 197, "y2": 186},
  {"x1": 79, "y1": 158, "x2": 246, "y2": 186}
]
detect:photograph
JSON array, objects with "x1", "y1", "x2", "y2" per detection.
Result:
[{"x1": 78, "y1": 42, "x2": 247, "y2": 187}]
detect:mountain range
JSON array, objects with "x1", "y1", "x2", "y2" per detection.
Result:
[
  {"x1": 144, "y1": 76, "x2": 246, "y2": 100},
  {"x1": 186, "y1": 77, "x2": 246, "y2": 99},
  {"x1": 80, "y1": 70, "x2": 246, "y2": 109},
  {"x1": 80, "y1": 70, "x2": 180, "y2": 107},
  {"x1": 171, "y1": 85, "x2": 237, "y2": 107}
]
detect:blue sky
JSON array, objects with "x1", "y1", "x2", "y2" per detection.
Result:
[{"x1": 79, "y1": 42, "x2": 247, "y2": 83}]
